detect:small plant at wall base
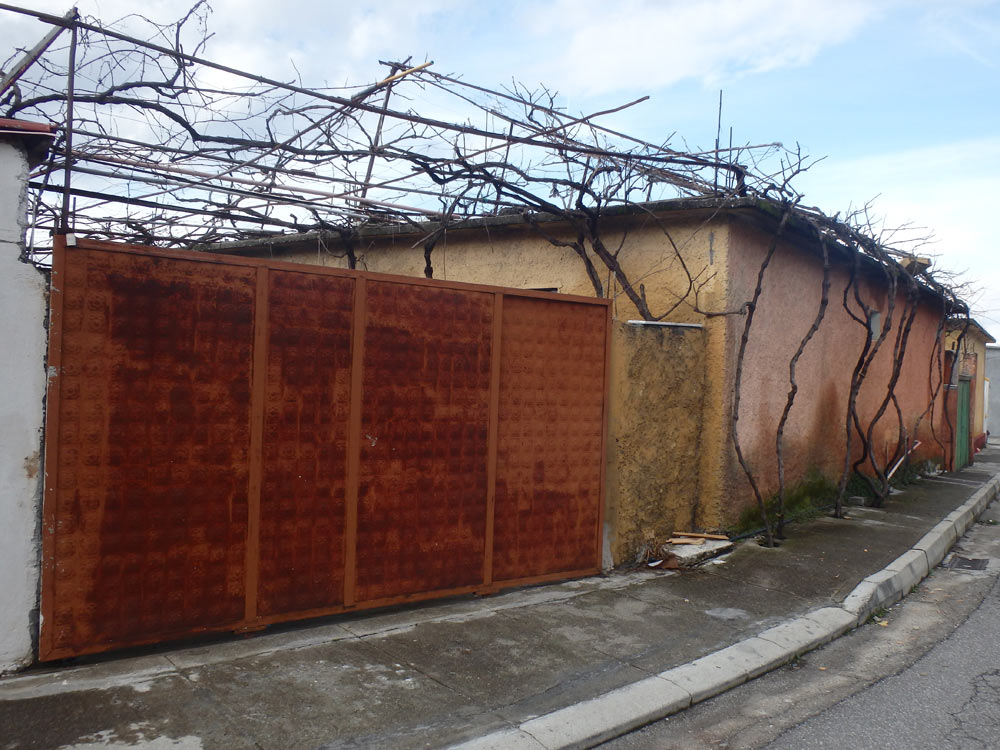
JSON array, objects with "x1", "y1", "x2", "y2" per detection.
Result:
[
  {"x1": 843, "y1": 472, "x2": 878, "y2": 504},
  {"x1": 727, "y1": 470, "x2": 837, "y2": 538},
  {"x1": 838, "y1": 462, "x2": 925, "y2": 506}
]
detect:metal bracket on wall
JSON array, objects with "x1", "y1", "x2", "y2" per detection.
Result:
[{"x1": 627, "y1": 320, "x2": 704, "y2": 329}]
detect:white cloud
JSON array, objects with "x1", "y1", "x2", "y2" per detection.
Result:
[
  {"x1": 522, "y1": 0, "x2": 881, "y2": 95},
  {"x1": 921, "y1": 0, "x2": 1000, "y2": 67},
  {"x1": 2, "y1": 1, "x2": 454, "y2": 88},
  {"x1": 185, "y1": 0, "x2": 457, "y2": 85}
]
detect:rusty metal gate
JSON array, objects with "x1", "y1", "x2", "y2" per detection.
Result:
[{"x1": 40, "y1": 236, "x2": 610, "y2": 660}]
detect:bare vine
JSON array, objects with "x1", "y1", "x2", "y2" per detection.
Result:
[
  {"x1": 731, "y1": 202, "x2": 796, "y2": 548},
  {"x1": 0, "y1": 2, "x2": 973, "y2": 543},
  {"x1": 775, "y1": 236, "x2": 831, "y2": 537}
]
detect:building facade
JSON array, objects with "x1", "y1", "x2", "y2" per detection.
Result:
[{"x1": 216, "y1": 199, "x2": 961, "y2": 561}]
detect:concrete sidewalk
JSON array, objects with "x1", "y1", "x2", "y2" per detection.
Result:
[{"x1": 3, "y1": 449, "x2": 999, "y2": 750}]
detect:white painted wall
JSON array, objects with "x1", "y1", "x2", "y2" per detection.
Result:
[{"x1": 0, "y1": 137, "x2": 48, "y2": 673}]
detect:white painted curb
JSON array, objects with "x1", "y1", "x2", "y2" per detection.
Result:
[{"x1": 452, "y1": 472, "x2": 1000, "y2": 750}]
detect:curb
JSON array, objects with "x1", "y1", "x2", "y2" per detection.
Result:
[{"x1": 452, "y1": 472, "x2": 1000, "y2": 750}]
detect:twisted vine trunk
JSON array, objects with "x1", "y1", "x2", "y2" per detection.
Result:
[
  {"x1": 774, "y1": 237, "x2": 831, "y2": 537},
  {"x1": 917, "y1": 305, "x2": 950, "y2": 465},
  {"x1": 731, "y1": 202, "x2": 795, "y2": 547},
  {"x1": 857, "y1": 277, "x2": 920, "y2": 505},
  {"x1": 835, "y1": 257, "x2": 896, "y2": 514}
]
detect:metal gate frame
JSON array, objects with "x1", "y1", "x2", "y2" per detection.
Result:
[{"x1": 40, "y1": 235, "x2": 611, "y2": 660}]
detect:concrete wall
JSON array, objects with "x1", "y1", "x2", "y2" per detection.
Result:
[
  {"x1": 604, "y1": 321, "x2": 705, "y2": 562},
  {"x1": 0, "y1": 137, "x2": 48, "y2": 673},
  {"x1": 723, "y1": 218, "x2": 948, "y2": 515},
  {"x1": 988, "y1": 345, "x2": 1000, "y2": 439}
]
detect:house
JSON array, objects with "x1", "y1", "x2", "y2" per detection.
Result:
[
  {"x1": 3, "y1": 4, "x2": 990, "y2": 665},
  {"x1": 987, "y1": 343, "x2": 999, "y2": 442},
  {"x1": 0, "y1": 132, "x2": 980, "y2": 668},
  {"x1": 946, "y1": 318, "x2": 997, "y2": 466},
  {"x1": 213, "y1": 197, "x2": 965, "y2": 560}
]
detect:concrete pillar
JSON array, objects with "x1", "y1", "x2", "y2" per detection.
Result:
[{"x1": 0, "y1": 134, "x2": 48, "y2": 673}]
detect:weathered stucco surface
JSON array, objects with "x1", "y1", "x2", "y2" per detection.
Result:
[
  {"x1": 605, "y1": 321, "x2": 705, "y2": 563},
  {"x1": 277, "y1": 215, "x2": 726, "y2": 325},
  {"x1": 0, "y1": 138, "x2": 48, "y2": 673},
  {"x1": 722, "y1": 218, "x2": 949, "y2": 517}
]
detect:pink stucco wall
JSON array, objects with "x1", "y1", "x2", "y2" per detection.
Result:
[{"x1": 722, "y1": 219, "x2": 949, "y2": 510}]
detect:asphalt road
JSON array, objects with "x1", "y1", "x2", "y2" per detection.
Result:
[
  {"x1": 767, "y1": 569, "x2": 1000, "y2": 749},
  {"x1": 601, "y1": 498, "x2": 1000, "y2": 750}
]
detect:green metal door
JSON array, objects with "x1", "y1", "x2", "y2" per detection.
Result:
[{"x1": 956, "y1": 379, "x2": 971, "y2": 469}]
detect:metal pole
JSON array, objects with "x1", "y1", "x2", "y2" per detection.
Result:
[
  {"x1": 0, "y1": 7, "x2": 74, "y2": 97},
  {"x1": 59, "y1": 13, "x2": 78, "y2": 234},
  {"x1": 359, "y1": 62, "x2": 403, "y2": 202}
]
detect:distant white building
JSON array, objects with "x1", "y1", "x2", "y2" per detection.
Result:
[{"x1": 987, "y1": 343, "x2": 1000, "y2": 443}]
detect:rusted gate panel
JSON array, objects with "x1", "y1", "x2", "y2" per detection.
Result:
[
  {"x1": 42, "y1": 244, "x2": 255, "y2": 658},
  {"x1": 41, "y1": 237, "x2": 610, "y2": 660},
  {"x1": 493, "y1": 297, "x2": 609, "y2": 583},
  {"x1": 257, "y1": 270, "x2": 355, "y2": 617},
  {"x1": 354, "y1": 281, "x2": 493, "y2": 604}
]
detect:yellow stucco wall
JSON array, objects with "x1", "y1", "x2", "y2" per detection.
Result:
[
  {"x1": 946, "y1": 325, "x2": 991, "y2": 437},
  {"x1": 278, "y1": 216, "x2": 729, "y2": 324},
  {"x1": 605, "y1": 320, "x2": 706, "y2": 562}
]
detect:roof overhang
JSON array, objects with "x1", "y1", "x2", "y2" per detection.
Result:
[
  {"x1": 0, "y1": 118, "x2": 56, "y2": 167},
  {"x1": 204, "y1": 196, "x2": 964, "y2": 314},
  {"x1": 202, "y1": 196, "x2": 809, "y2": 255},
  {"x1": 948, "y1": 317, "x2": 997, "y2": 344}
]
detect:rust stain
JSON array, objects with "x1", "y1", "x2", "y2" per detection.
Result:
[
  {"x1": 41, "y1": 241, "x2": 610, "y2": 659},
  {"x1": 46, "y1": 249, "x2": 253, "y2": 655},
  {"x1": 354, "y1": 281, "x2": 493, "y2": 602},
  {"x1": 493, "y1": 297, "x2": 607, "y2": 582},
  {"x1": 257, "y1": 270, "x2": 353, "y2": 617}
]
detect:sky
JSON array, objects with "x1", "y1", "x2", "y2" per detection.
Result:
[{"x1": 3, "y1": 0, "x2": 998, "y2": 333}]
